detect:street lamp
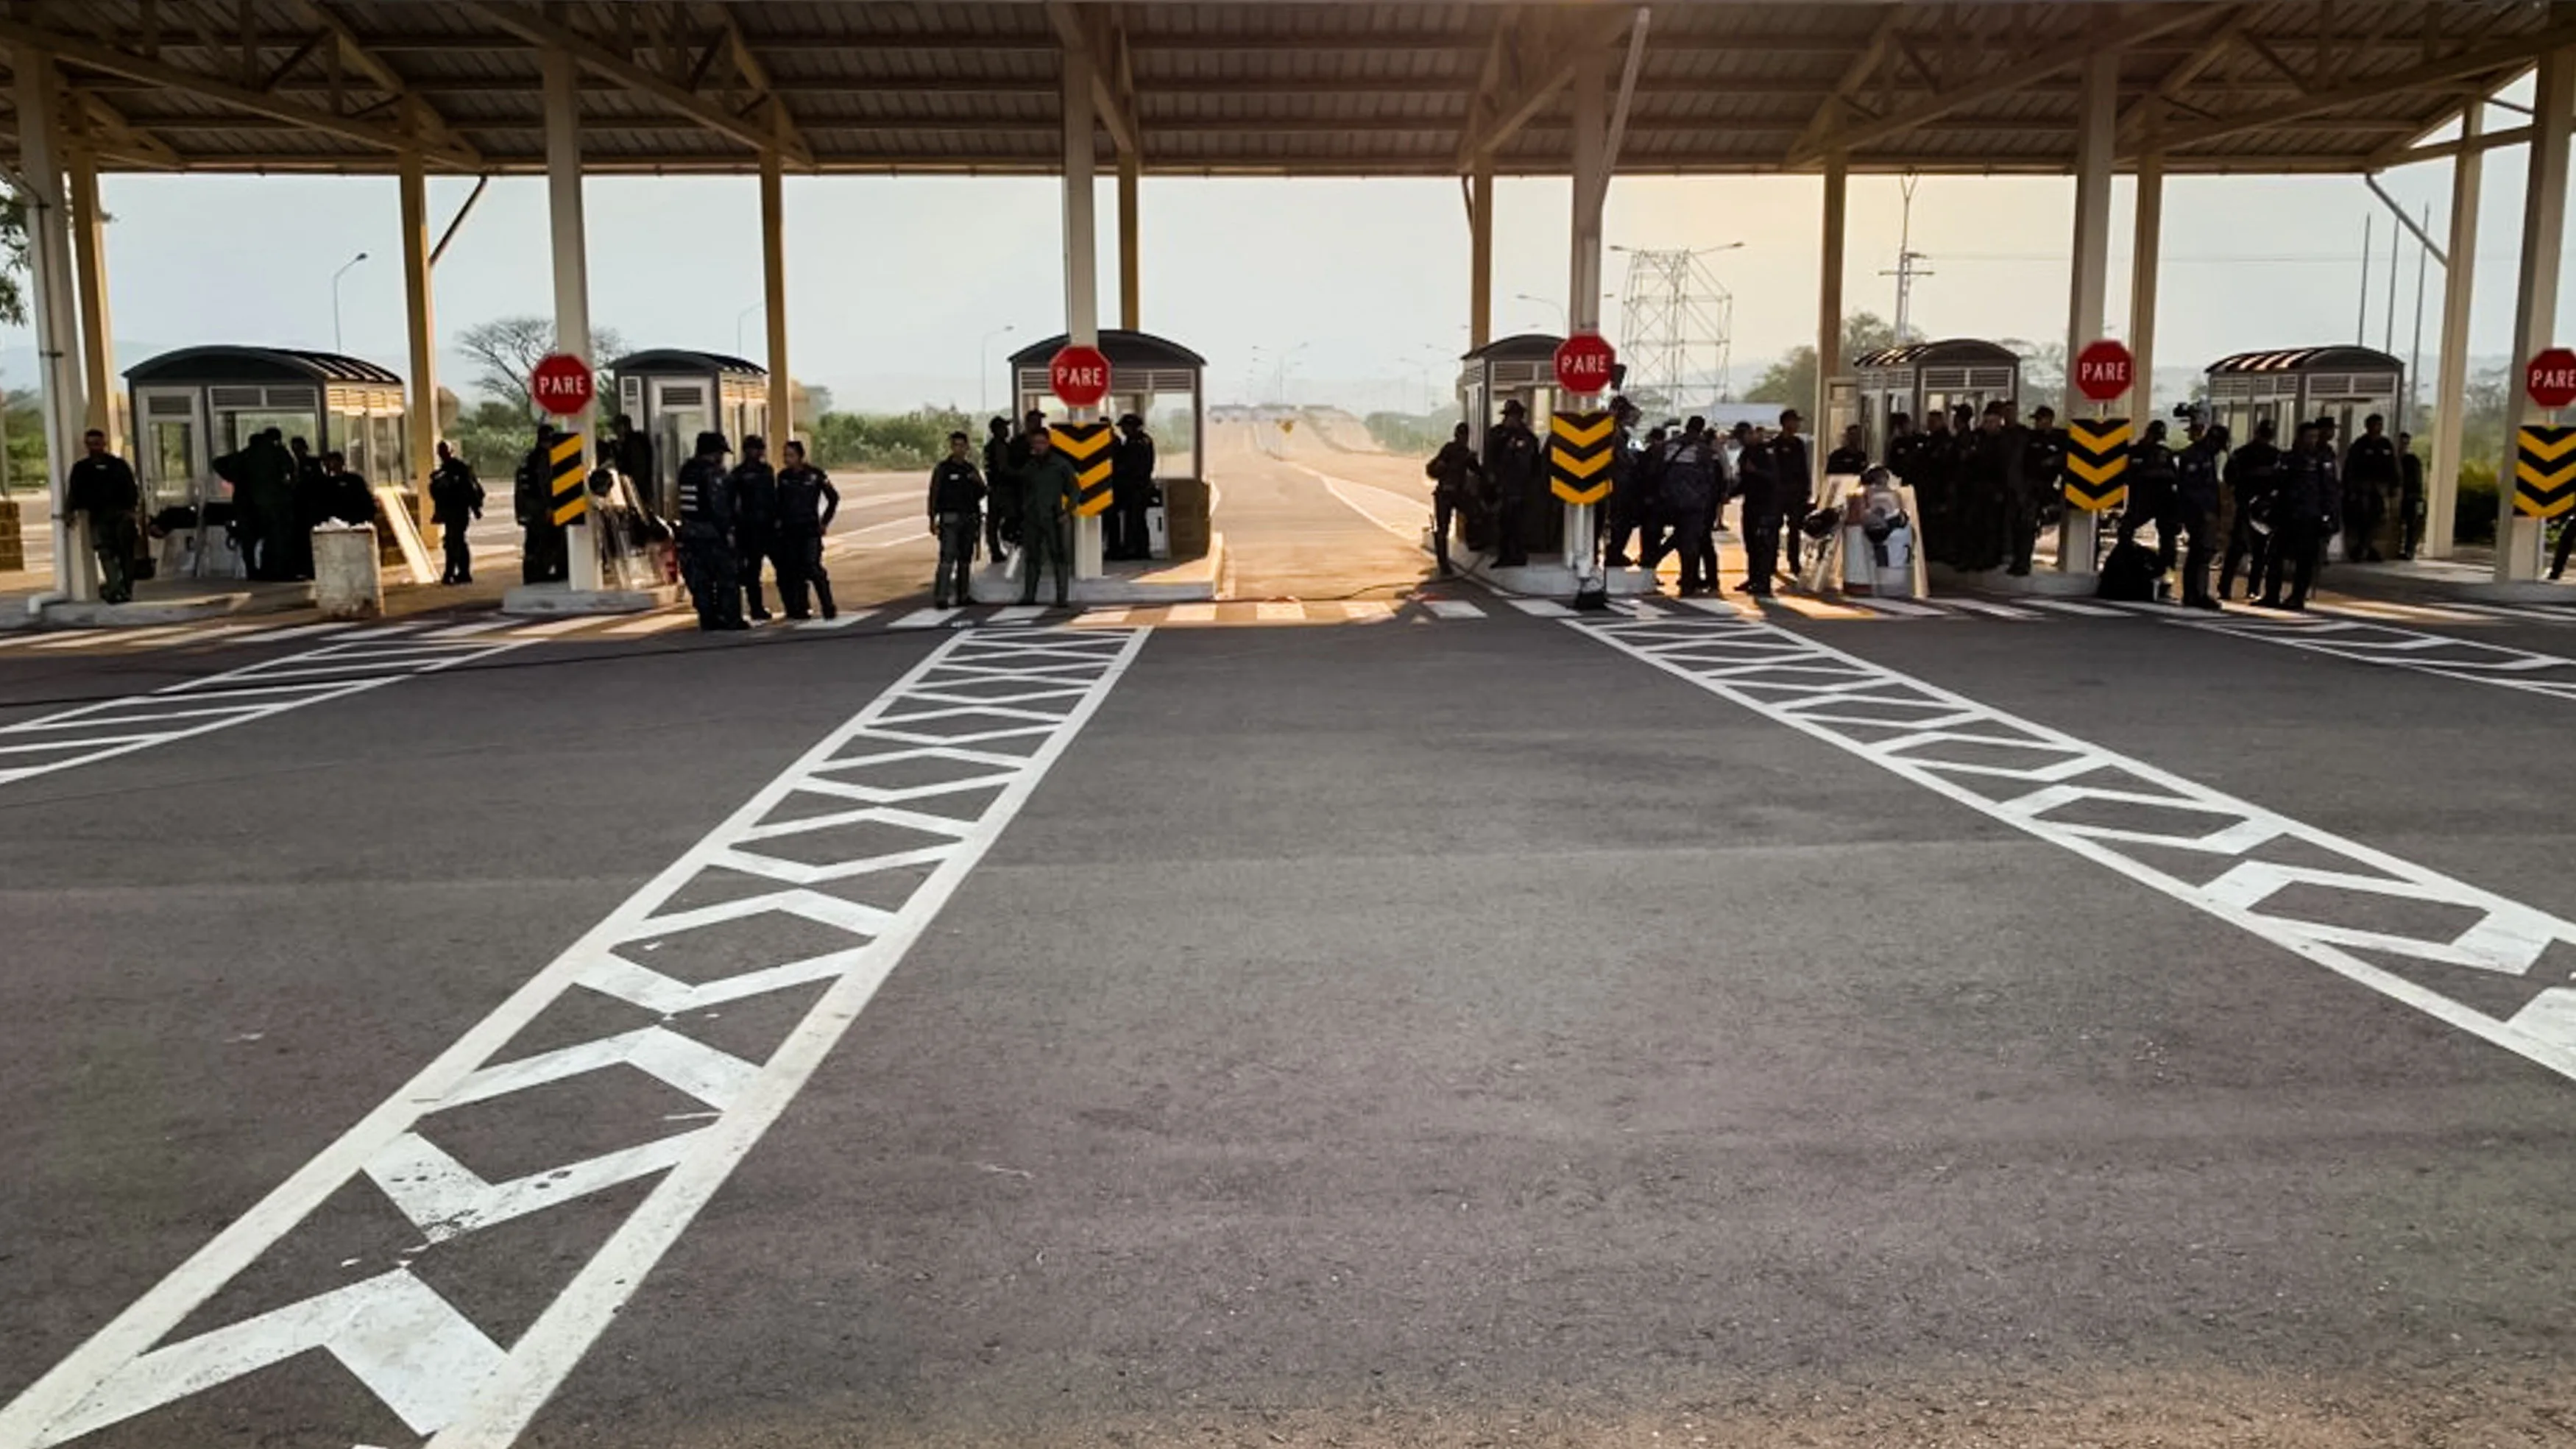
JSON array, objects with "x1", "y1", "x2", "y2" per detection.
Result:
[
  {"x1": 1515, "y1": 293, "x2": 1565, "y2": 331},
  {"x1": 978, "y1": 325, "x2": 1017, "y2": 414},
  {"x1": 330, "y1": 252, "x2": 368, "y2": 352},
  {"x1": 735, "y1": 302, "x2": 764, "y2": 357}
]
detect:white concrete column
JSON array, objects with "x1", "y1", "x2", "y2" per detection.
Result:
[
  {"x1": 2058, "y1": 40, "x2": 2119, "y2": 577},
  {"x1": 760, "y1": 144, "x2": 790, "y2": 447},
  {"x1": 1565, "y1": 52, "x2": 1607, "y2": 573},
  {"x1": 1816, "y1": 151, "x2": 1848, "y2": 443},
  {"x1": 1118, "y1": 150, "x2": 1141, "y2": 332},
  {"x1": 542, "y1": 47, "x2": 600, "y2": 591},
  {"x1": 1469, "y1": 156, "x2": 1494, "y2": 352},
  {"x1": 66, "y1": 120, "x2": 116, "y2": 452},
  {"x1": 2129, "y1": 149, "x2": 2164, "y2": 417},
  {"x1": 2428, "y1": 102, "x2": 2483, "y2": 560},
  {"x1": 398, "y1": 141, "x2": 438, "y2": 531},
  {"x1": 2499, "y1": 41, "x2": 2575, "y2": 582},
  {"x1": 16, "y1": 50, "x2": 93, "y2": 602},
  {"x1": 1062, "y1": 45, "x2": 1102, "y2": 579}
]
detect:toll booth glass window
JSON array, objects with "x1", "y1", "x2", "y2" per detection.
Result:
[
  {"x1": 1152, "y1": 403, "x2": 1197, "y2": 482},
  {"x1": 219, "y1": 410, "x2": 318, "y2": 456},
  {"x1": 146, "y1": 419, "x2": 195, "y2": 510},
  {"x1": 341, "y1": 413, "x2": 372, "y2": 482},
  {"x1": 373, "y1": 414, "x2": 406, "y2": 486}
]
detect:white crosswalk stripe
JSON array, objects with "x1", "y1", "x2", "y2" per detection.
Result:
[
  {"x1": 1948, "y1": 598, "x2": 2042, "y2": 619},
  {"x1": 1422, "y1": 599, "x2": 1486, "y2": 619},
  {"x1": 2024, "y1": 598, "x2": 2129, "y2": 617},
  {"x1": 604, "y1": 611, "x2": 698, "y2": 636}
]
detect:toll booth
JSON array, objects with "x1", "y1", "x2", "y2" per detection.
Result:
[
  {"x1": 2205, "y1": 345, "x2": 2407, "y2": 560},
  {"x1": 606, "y1": 350, "x2": 771, "y2": 518},
  {"x1": 127, "y1": 345, "x2": 414, "y2": 579},
  {"x1": 1839, "y1": 340, "x2": 2024, "y2": 461},
  {"x1": 1006, "y1": 330, "x2": 1209, "y2": 560},
  {"x1": 1457, "y1": 333, "x2": 1568, "y2": 555}
]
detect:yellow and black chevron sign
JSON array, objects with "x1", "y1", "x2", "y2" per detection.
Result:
[
  {"x1": 548, "y1": 433, "x2": 587, "y2": 525},
  {"x1": 2513, "y1": 424, "x2": 2576, "y2": 519},
  {"x1": 1548, "y1": 410, "x2": 1616, "y2": 506},
  {"x1": 1052, "y1": 421, "x2": 1117, "y2": 518},
  {"x1": 2062, "y1": 417, "x2": 2131, "y2": 512}
]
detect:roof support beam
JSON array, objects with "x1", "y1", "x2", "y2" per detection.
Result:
[
  {"x1": 2145, "y1": 19, "x2": 2576, "y2": 156},
  {"x1": 66, "y1": 87, "x2": 178, "y2": 167},
  {"x1": 1045, "y1": 1, "x2": 1137, "y2": 157},
  {"x1": 1787, "y1": 4, "x2": 2210, "y2": 168},
  {"x1": 458, "y1": 1, "x2": 813, "y2": 166},
  {"x1": 1455, "y1": 7, "x2": 1638, "y2": 171},
  {"x1": 0, "y1": 14, "x2": 477, "y2": 167},
  {"x1": 698, "y1": 0, "x2": 806, "y2": 161},
  {"x1": 2118, "y1": 5, "x2": 2247, "y2": 141},
  {"x1": 1791, "y1": 5, "x2": 1910, "y2": 161},
  {"x1": 276, "y1": 1, "x2": 478, "y2": 163}
]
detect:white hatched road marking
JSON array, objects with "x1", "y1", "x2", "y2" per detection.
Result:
[
  {"x1": 2173, "y1": 610, "x2": 2576, "y2": 704},
  {"x1": 0, "y1": 625, "x2": 1148, "y2": 1448},
  {"x1": 0, "y1": 634, "x2": 527, "y2": 788},
  {"x1": 1571, "y1": 612, "x2": 2576, "y2": 1081},
  {"x1": 424, "y1": 618, "x2": 517, "y2": 639}
]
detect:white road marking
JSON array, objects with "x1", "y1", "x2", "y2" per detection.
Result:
[
  {"x1": 1422, "y1": 599, "x2": 1486, "y2": 620},
  {"x1": 1256, "y1": 602, "x2": 1305, "y2": 623},
  {"x1": 506, "y1": 615, "x2": 609, "y2": 638},
  {"x1": 1761, "y1": 592, "x2": 1874, "y2": 620},
  {"x1": 2316, "y1": 598, "x2": 2490, "y2": 624},
  {"x1": 29, "y1": 625, "x2": 193, "y2": 651},
  {"x1": 422, "y1": 619, "x2": 515, "y2": 639},
  {"x1": 1847, "y1": 595, "x2": 1944, "y2": 617},
  {"x1": 1679, "y1": 595, "x2": 1760, "y2": 619},
  {"x1": 1075, "y1": 607, "x2": 1131, "y2": 626},
  {"x1": 795, "y1": 609, "x2": 877, "y2": 631},
  {"x1": 2172, "y1": 611, "x2": 2576, "y2": 704},
  {"x1": 2023, "y1": 598, "x2": 2128, "y2": 617},
  {"x1": 336, "y1": 623, "x2": 425, "y2": 640},
  {"x1": 1340, "y1": 600, "x2": 1395, "y2": 621},
  {"x1": 1574, "y1": 612, "x2": 2576, "y2": 1083},
  {"x1": 602, "y1": 612, "x2": 698, "y2": 636},
  {"x1": 1165, "y1": 603, "x2": 1220, "y2": 624},
  {"x1": 889, "y1": 607, "x2": 960, "y2": 629},
  {"x1": 233, "y1": 622, "x2": 360, "y2": 643},
  {"x1": 0, "y1": 626, "x2": 1149, "y2": 1448},
  {"x1": 0, "y1": 635, "x2": 526, "y2": 788},
  {"x1": 986, "y1": 606, "x2": 1050, "y2": 626},
  {"x1": 1511, "y1": 599, "x2": 1573, "y2": 617},
  {"x1": 1948, "y1": 598, "x2": 2042, "y2": 620}
]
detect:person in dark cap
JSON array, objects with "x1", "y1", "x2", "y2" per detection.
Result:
[
  {"x1": 983, "y1": 415, "x2": 1019, "y2": 560},
  {"x1": 1017, "y1": 425, "x2": 1077, "y2": 607},
  {"x1": 1485, "y1": 398, "x2": 1540, "y2": 568},
  {"x1": 776, "y1": 438, "x2": 841, "y2": 620},
  {"x1": 1423, "y1": 421, "x2": 1485, "y2": 578},
  {"x1": 676, "y1": 431, "x2": 746, "y2": 630},
  {"x1": 1109, "y1": 411, "x2": 1156, "y2": 561},
  {"x1": 1773, "y1": 408, "x2": 1814, "y2": 572},
  {"x1": 729, "y1": 433, "x2": 780, "y2": 620},
  {"x1": 1731, "y1": 419, "x2": 1783, "y2": 597},
  {"x1": 514, "y1": 422, "x2": 567, "y2": 584}
]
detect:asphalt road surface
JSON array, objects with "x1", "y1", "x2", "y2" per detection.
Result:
[{"x1": 5, "y1": 424, "x2": 2576, "y2": 1449}]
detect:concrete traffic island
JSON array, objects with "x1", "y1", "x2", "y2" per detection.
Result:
[
  {"x1": 967, "y1": 534, "x2": 1226, "y2": 605},
  {"x1": 500, "y1": 581, "x2": 679, "y2": 616},
  {"x1": 34, "y1": 578, "x2": 313, "y2": 629}
]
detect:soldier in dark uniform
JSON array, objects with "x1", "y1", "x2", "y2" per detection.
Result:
[
  {"x1": 428, "y1": 440, "x2": 483, "y2": 585},
  {"x1": 1906, "y1": 410, "x2": 1953, "y2": 564},
  {"x1": 676, "y1": 431, "x2": 745, "y2": 631},
  {"x1": 1958, "y1": 402, "x2": 2020, "y2": 573},
  {"x1": 1733, "y1": 423, "x2": 1784, "y2": 598},
  {"x1": 284, "y1": 436, "x2": 330, "y2": 580},
  {"x1": 217, "y1": 428, "x2": 297, "y2": 580},
  {"x1": 515, "y1": 424, "x2": 568, "y2": 584},
  {"x1": 776, "y1": 439, "x2": 841, "y2": 620},
  {"x1": 924, "y1": 431, "x2": 982, "y2": 609},
  {"x1": 1773, "y1": 409, "x2": 1814, "y2": 571},
  {"x1": 2118, "y1": 418, "x2": 2182, "y2": 578},
  {"x1": 2396, "y1": 431, "x2": 2426, "y2": 560},
  {"x1": 1485, "y1": 399, "x2": 1540, "y2": 568},
  {"x1": 1825, "y1": 423, "x2": 1869, "y2": 479},
  {"x1": 1017, "y1": 426, "x2": 1078, "y2": 607},
  {"x1": 2257, "y1": 421, "x2": 2329, "y2": 611},
  {"x1": 322, "y1": 451, "x2": 373, "y2": 525},
  {"x1": 2218, "y1": 419, "x2": 2282, "y2": 599},
  {"x1": 2013, "y1": 405, "x2": 2064, "y2": 575},
  {"x1": 65, "y1": 428, "x2": 141, "y2": 604},
  {"x1": 611, "y1": 413, "x2": 657, "y2": 513},
  {"x1": 2342, "y1": 413, "x2": 2398, "y2": 562},
  {"x1": 1656, "y1": 418, "x2": 1719, "y2": 595},
  {"x1": 1599, "y1": 398, "x2": 1645, "y2": 567},
  {"x1": 2174, "y1": 423, "x2": 2228, "y2": 610},
  {"x1": 1108, "y1": 413, "x2": 1156, "y2": 561},
  {"x1": 729, "y1": 434, "x2": 781, "y2": 620},
  {"x1": 983, "y1": 417, "x2": 1019, "y2": 559},
  {"x1": 1424, "y1": 422, "x2": 1483, "y2": 578}
]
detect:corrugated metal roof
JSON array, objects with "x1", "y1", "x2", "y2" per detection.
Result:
[{"x1": 0, "y1": 1, "x2": 2553, "y2": 178}]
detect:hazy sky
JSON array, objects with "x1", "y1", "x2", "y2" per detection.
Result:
[{"x1": 15, "y1": 95, "x2": 2570, "y2": 419}]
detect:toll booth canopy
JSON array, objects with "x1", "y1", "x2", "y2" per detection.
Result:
[
  {"x1": 1838, "y1": 340, "x2": 2024, "y2": 460},
  {"x1": 2202, "y1": 346, "x2": 2405, "y2": 449},
  {"x1": 1457, "y1": 333, "x2": 1568, "y2": 553},
  {"x1": 127, "y1": 345, "x2": 411, "y2": 518},
  {"x1": 607, "y1": 349, "x2": 771, "y2": 517}
]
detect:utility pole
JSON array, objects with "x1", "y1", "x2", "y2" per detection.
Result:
[
  {"x1": 2357, "y1": 212, "x2": 2372, "y2": 344},
  {"x1": 1884, "y1": 174, "x2": 1933, "y2": 344}
]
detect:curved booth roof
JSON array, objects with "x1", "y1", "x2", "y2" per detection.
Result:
[
  {"x1": 2206, "y1": 346, "x2": 2405, "y2": 375},
  {"x1": 1462, "y1": 333, "x2": 1566, "y2": 365},
  {"x1": 606, "y1": 349, "x2": 768, "y2": 378},
  {"x1": 1849, "y1": 339, "x2": 2023, "y2": 371},
  {"x1": 126, "y1": 345, "x2": 403, "y2": 386},
  {"x1": 1009, "y1": 330, "x2": 1208, "y2": 372}
]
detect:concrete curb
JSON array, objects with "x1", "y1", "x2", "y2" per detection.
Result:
[
  {"x1": 38, "y1": 589, "x2": 302, "y2": 629},
  {"x1": 500, "y1": 583, "x2": 680, "y2": 616},
  {"x1": 966, "y1": 534, "x2": 1226, "y2": 605}
]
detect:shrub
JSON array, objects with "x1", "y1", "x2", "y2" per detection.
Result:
[{"x1": 2455, "y1": 460, "x2": 2499, "y2": 546}]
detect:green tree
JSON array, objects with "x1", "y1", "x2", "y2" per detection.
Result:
[
  {"x1": 0, "y1": 198, "x2": 26, "y2": 328},
  {"x1": 1744, "y1": 313, "x2": 1898, "y2": 406},
  {"x1": 448, "y1": 398, "x2": 540, "y2": 480},
  {"x1": 455, "y1": 316, "x2": 626, "y2": 409}
]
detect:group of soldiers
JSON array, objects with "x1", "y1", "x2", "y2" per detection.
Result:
[
  {"x1": 1427, "y1": 400, "x2": 1817, "y2": 597},
  {"x1": 212, "y1": 430, "x2": 380, "y2": 581},
  {"x1": 954, "y1": 410, "x2": 1159, "y2": 608},
  {"x1": 671, "y1": 430, "x2": 843, "y2": 630}
]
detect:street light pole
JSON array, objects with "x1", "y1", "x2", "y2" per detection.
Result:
[
  {"x1": 735, "y1": 302, "x2": 763, "y2": 358},
  {"x1": 1515, "y1": 293, "x2": 1567, "y2": 332},
  {"x1": 330, "y1": 251, "x2": 369, "y2": 352},
  {"x1": 979, "y1": 325, "x2": 1017, "y2": 415}
]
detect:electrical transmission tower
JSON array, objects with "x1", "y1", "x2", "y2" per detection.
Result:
[{"x1": 1615, "y1": 247, "x2": 1736, "y2": 415}]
